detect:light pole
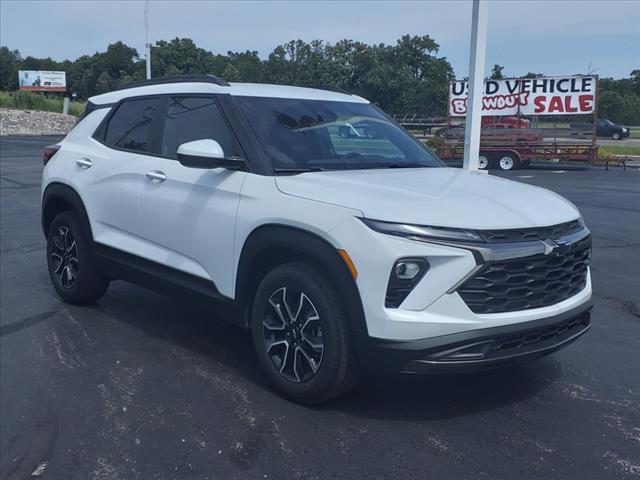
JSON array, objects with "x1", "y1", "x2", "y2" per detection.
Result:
[
  {"x1": 145, "y1": 0, "x2": 151, "y2": 79},
  {"x1": 462, "y1": 0, "x2": 488, "y2": 171}
]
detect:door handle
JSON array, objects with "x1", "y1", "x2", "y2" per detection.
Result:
[
  {"x1": 146, "y1": 170, "x2": 167, "y2": 183},
  {"x1": 75, "y1": 158, "x2": 92, "y2": 169}
]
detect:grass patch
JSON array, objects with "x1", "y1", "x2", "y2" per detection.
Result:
[
  {"x1": 628, "y1": 128, "x2": 640, "y2": 139},
  {"x1": 599, "y1": 145, "x2": 640, "y2": 157},
  {"x1": 0, "y1": 91, "x2": 85, "y2": 116}
]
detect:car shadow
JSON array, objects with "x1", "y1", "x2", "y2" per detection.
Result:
[
  {"x1": 324, "y1": 360, "x2": 560, "y2": 421},
  {"x1": 96, "y1": 281, "x2": 561, "y2": 421}
]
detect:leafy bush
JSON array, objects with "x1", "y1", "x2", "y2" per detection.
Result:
[{"x1": 0, "y1": 90, "x2": 85, "y2": 116}]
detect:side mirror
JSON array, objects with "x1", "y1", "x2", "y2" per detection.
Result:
[{"x1": 176, "y1": 139, "x2": 246, "y2": 170}]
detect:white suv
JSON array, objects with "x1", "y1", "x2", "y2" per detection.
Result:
[{"x1": 41, "y1": 75, "x2": 592, "y2": 403}]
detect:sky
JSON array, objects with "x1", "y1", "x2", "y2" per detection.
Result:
[{"x1": 1, "y1": 0, "x2": 639, "y2": 79}]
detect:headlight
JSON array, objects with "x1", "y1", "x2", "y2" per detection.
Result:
[
  {"x1": 362, "y1": 218, "x2": 483, "y2": 243},
  {"x1": 622, "y1": 128, "x2": 628, "y2": 132}
]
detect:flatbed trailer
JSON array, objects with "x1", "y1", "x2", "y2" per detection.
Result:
[{"x1": 434, "y1": 140, "x2": 597, "y2": 170}]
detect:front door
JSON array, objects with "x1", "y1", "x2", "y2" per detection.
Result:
[{"x1": 139, "y1": 95, "x2": 247, "y2": 298}]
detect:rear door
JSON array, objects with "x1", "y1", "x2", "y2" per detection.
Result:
[
  {"x1": 68, "y1": 96, "x2": 160, "y2": 255},
  {"x1": 139, "y1": 95, "x2": 247, "y2": 297}
]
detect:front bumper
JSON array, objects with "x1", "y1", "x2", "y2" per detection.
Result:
[{"x1": 360, "y1": 301, "x2": 592, "y2": 374}]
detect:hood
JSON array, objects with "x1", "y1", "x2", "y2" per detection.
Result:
[{"x1": 276, "y1": 168, "x2": 580, "y2": 230}]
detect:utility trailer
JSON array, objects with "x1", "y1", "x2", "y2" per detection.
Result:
[
  {"x1": 434, "y1": 139, "x2": 597, "y2": 170},
  {"x1": 429, "y1": 75, "x2": 601, "y2": 170}
]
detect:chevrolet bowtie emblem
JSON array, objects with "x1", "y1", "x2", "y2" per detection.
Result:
[{"x1": 541, "y1": 239, "x2": 571, "y2": 256}]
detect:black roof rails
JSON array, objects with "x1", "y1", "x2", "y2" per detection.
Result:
[
  {"x1": 306, "y1": 84, "x2": 351, "y2": 95},
  {"x1": 115, "y1": 74, "x2": 230, "y2": 91}
]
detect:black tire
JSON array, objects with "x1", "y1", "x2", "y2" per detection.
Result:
[
  {"x1": 478, "y1": 154, "x2": 491, "y2": 170},
  {"x1": 46, "y1": 211, "x2": 109, "y2": 304},
  {"x1": 497, "y1": 152, "x2": 521, "y2": 171},
  {"x1": 250, "y1": 262, "x2": 360, "y2": 404}
]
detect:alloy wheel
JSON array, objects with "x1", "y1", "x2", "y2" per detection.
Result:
[
  {"x1": 262, "y1": 287, "x2": 324, "y2": 383},
  {"x1": 50, "y1": 225, "x2": 79, "y2": 289}
]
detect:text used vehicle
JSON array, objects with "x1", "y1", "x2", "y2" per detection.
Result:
[{"x1": 41, "y1": 75, "x2": 593, "y2": 403}]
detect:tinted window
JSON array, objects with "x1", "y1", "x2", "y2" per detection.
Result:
[
  {"x1": 235, "y1": 96, "x2": 441, "y2": 171},
  {"x1": 160, "y1": 97, "x2": 243, "y2": 159},
  {"x1": 104, "y1": 98, "x2": 158, "y2": 152}
]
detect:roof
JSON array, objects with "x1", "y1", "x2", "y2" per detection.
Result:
[{"x1": 88, "y1": 79, "x2": 368, "y2": 106}]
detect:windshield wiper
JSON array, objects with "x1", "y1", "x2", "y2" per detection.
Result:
[
  {"x1": 273, "y1": 167, "x2": 325, "y2": 173},
  {"x1": 346, "y1": 163, "x2": 430, "y2": 170}
]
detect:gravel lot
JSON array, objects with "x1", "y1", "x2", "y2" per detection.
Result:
[
  {"x1": 0, "y1": 109, "x2": 77, "y2": 136},
  {"x1": 1, "y1": 136, "x2": 639, "y2": 480}
]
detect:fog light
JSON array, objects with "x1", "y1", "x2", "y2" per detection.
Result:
[
  {"x1": 395, "y1": 261, "x2": 422, "y2": 279},
  {"x1": 386, "y1": 258, "x2": 429, "y2": 308}
]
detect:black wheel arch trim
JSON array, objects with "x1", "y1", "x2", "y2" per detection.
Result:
[
  {"x1": 235, "y1": 224, "x2": 369, "y2": 343},
  {"x1": 42, "y1": 182, "x2": 93, "y2": 240}
]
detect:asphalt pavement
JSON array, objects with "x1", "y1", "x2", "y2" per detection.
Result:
[{"x1": 1, "y1": 136, "x2": 639, "y2": 480}]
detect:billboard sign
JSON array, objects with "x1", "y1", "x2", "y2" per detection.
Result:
[
  {"x1": 449, "y1": 76, "x2": 596, "y2": 116},
  {"x1": 18, "y1": 70, "x2": 66, "y2": 92}
]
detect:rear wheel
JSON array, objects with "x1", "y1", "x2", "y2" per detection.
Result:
[
  {"x1": 250, "y1": 262, "x2": 360, "y2": 404},
  {"x1": 46, "y1": 211, "x2": 109, "y2": 304},
  {"x1": 497, "y1": 153, "x2": 521, "y2": 171},
  {"x1": 478, "y1": 154, "x2": 490, "y2": 170}
]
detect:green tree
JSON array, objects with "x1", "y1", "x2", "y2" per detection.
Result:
[
  {"x1": 0, "y1": 46, "x2": 21, "y2": 90},
  {"x1": 151, "y1": 38, "x2": 214, "y2": 77},
  {"x1": 630, "y1": 69, "x2": 640, "y2": 96},
  {"x1": 490, "y1": 64, "x2": 504, "y2": 80}
]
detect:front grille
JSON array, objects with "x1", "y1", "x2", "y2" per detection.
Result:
[
  {"x1": 458, "y1": 244, "x2": 590, "y2": 314},
  {"x1": 478, "y1": 220, "x2": 582, "y2": 243}
]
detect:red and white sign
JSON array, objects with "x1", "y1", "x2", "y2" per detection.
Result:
[
  {"x1": 449, "y1": 76, "x2": 596, "y2": 117},
  {"x1": 18, "y1": 70, "x2": 66, "y2": 92}
]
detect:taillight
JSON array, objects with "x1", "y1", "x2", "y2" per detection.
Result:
[{"x1": 43, "y1": 144, "x2": 61, "y2": 165}]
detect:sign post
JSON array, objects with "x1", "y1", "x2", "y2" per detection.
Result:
[
  {"x1": 145, "y1": 0, "x2": 151, "y2": 79},
  {"x1": 462, "y1": 0, "x2": 488, "y2": 171}
]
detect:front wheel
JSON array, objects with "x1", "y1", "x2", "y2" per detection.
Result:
[
  {"x1": 497, "y1": 153, "x2": 521, "y2": 171},
  {"x1": 250, "y1": 262, "x2": 360, "y2": 404},
  {"x1": 611, "y1": 132, "x2": 621, "y2": 140}
]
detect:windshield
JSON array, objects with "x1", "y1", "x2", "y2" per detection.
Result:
[{"x1": 235, "y1": 96, "x2": 443, "y2": 171}]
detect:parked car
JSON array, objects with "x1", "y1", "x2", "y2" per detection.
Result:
[
  {"x1": 570, "y1": 119, "x2": 630, "y2": 140},
  {"x1": 41, "y1": 75, "x2": 593, "y2": 403}
]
